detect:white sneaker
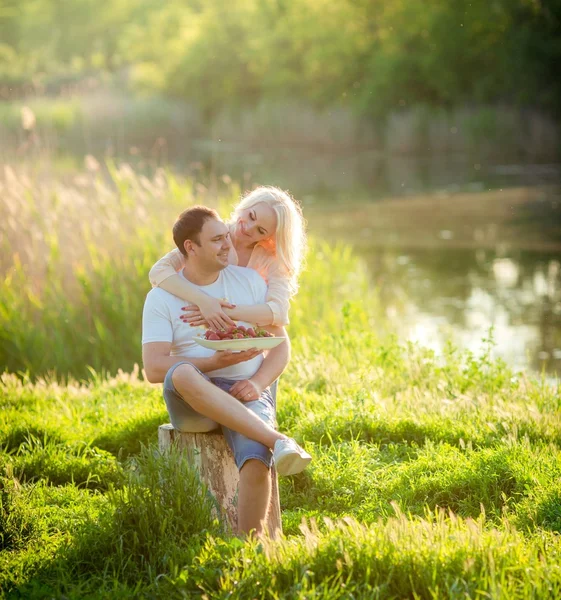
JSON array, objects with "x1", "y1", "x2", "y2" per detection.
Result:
[{"x1": 273, "y1": 438, "x2": 312, "y2": 476}]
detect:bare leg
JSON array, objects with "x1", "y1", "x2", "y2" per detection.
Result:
[
  {"x1": 237, "y1": 460, "x2": 271, "y2": 535},
  {"x1": 172, "y1": 364, "x2": 285, "y2": 449}
]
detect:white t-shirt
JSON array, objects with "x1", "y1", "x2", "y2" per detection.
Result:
[{"x1": 142, "y1": 265, "x2": 268, "y2": 380}]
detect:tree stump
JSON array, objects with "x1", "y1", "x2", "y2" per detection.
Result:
[{"x1": 158, "y1": 424, "x2": 282, "y2": 538}]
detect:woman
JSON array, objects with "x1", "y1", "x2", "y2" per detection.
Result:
[{"x1": 149, "y1": 186, "x2": 307, "y2": 330}]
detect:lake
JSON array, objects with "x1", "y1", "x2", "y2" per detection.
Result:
[{"x1": 191, "y1": 143, "x2": 561, "y2": 377}]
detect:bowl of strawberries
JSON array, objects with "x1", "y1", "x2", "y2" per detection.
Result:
[{"x1": 194, "y1": 324, "x2": 285, "y2": 351}]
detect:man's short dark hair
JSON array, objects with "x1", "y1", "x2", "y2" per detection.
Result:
[{"x1": 173, "y1": 206, "x2": 220, "y2": 256}]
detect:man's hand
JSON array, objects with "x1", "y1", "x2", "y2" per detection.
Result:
[
  {"x1": 212, "y1": 348, "x2": 263, "y2": 370},
  {"x1": 229, "y1": 379, "x2": 263, "y2": 402}
]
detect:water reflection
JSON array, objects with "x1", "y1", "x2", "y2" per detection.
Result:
[{"x1": 363, "y1": 246, "x2": 561, "y2": 375}]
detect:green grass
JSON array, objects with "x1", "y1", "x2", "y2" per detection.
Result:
[
  {"x1": 1, "y1": 355, "x2": 561, "y2": 598},
  {"x1": 1, "y1": 164, "x2": 561, "y2": 598}
]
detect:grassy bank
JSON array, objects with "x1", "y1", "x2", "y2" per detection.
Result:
[{"x1": 1, "y1": 164, "x2": 561, "y2": 598}]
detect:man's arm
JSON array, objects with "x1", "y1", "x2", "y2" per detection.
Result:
[
  {"x1": 228, "y1": 272, "x2": 291, "y2": 399},
  {"x1": 251, "y1": 325, "x2": 290, "y2": 390},
  {"x1": 228, "y1": 325, "x2": 290, "y2": 400},
  {"x1": 142, "y1": 342, "x2": 263, "y2": 384}
]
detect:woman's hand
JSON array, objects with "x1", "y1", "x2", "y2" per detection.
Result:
[
  {"x1": 229, "y1": 378, "x2": 263, "y2": 402},
  {"x1": 180, "y1": 297, "x2": 236, "y2": 330}
]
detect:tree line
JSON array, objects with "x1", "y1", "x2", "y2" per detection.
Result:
[{"x1": 1, "y1": 0, "x2": 560, "y2": 120}]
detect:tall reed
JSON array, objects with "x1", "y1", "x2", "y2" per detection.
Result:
[{"x1": 0, "y1": 162, "x2": 385, "y2": 380}]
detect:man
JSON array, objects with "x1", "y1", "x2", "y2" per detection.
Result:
[{"x1": 142, "y1": 206, "x2": 311, "y2": 536}]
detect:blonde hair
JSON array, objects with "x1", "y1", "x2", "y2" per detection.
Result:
[{"x1": 231, "y1": 186, "x2": 307, "y2": 295}]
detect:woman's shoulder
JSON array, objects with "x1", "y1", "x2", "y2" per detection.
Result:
[
  {"x1": 249, "y1": 244, "x2": 278, "y2": 267},
  {"x1": 246, "y1": 246, "x2": 285, "y2": 280},
  {"x1": 255, "y1": 248, "x2": 290, "y2": 276}
]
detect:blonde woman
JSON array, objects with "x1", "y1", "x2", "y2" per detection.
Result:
[{"x1": 149, "y1": 186, "x2": 307, "y2": 330}]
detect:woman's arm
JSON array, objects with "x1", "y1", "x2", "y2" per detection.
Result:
[
  {"x1": 180, "y1": 262, "x2": 292, "y2": 327},
  {"x1": 226, "y1": 264, "x2": 291, "y2": 326},
  {"x1": 150, "y1": 248, "x2": 236, "y2": 329},
  {"x1": 163, "y1": 276, "x2": 237, "y2": 329},
  {"x1": 149, "y1": 249, "x2": 186, "y2": 287},
  {"x1": 224, "y1": 303, "x2": 276, "y2": 326},
  {"x1": 181, "y1": 291, "x2": 285, "y2": 327}
]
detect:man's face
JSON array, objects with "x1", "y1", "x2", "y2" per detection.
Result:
[{"x1": 189, "y1": 217, "x2": 231, "y2": 271}]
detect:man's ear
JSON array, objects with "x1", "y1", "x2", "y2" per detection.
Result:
[{"x1": 183, "y1": 239, "x2": 195, "y2": 256}]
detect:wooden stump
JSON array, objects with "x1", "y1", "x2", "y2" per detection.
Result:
[{"x1": 158, "y1": 424, "x2": 282, "y2": 538}]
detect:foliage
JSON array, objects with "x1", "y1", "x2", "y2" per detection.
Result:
[{"x1": 1, "y1": 0, "x2": 560, "y2": 118}]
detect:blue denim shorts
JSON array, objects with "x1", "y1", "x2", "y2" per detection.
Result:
[{"x1": 163, "y1": 361, "x2": 277, "y2": 471}]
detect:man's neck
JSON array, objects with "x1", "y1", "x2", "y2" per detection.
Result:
[{"x1": 181, "y1": 262, "x2": 222, "y2": 286}]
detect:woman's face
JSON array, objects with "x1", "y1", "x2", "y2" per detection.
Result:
[{"x1": 235, "y1": 202, "x2": 277, "y2": 246}]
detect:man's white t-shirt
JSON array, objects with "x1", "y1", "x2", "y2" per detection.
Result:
[{"x1": 142, "y1": 265, "x2": 268, "y2": 380}]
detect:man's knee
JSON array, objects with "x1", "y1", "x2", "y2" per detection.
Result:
[
  {"x1": 171, "y1": 363, "x2": 201, "y2": 395},
  {"x1": 239, "y1": 459, "x2": 270, "y2": 486}
]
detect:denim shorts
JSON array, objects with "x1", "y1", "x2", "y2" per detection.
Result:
[{"x1": 163, "y1": 361, "x2": 277, "y2": 471}]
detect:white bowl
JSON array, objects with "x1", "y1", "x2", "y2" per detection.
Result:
[{"x1": 194, "y1": 336, "x2": 285, "y2": 351}]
